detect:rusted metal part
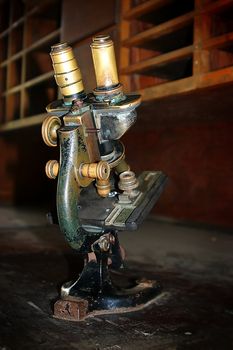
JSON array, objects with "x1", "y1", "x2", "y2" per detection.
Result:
[{"x1": 54, "y1": 298, "x2": 88, "y2": 321}]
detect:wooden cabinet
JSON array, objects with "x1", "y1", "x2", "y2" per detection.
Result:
[
  {"x1": 1, "y1": 0, "x2": 233, "y2": 129},
  {"x1": 0, "y1": 0, "x2": 61, "y2": 131},
  {"x1": 119, "y1": 0, "x2": 233, "y2": 100}
]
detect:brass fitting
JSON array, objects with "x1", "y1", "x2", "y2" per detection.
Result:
[
  {"x1": 118, "y1": 171, "x2": 139, "y2": 192},
  {"x1": 41, "y1": 115, "x2": 61, "y2": 147},
  {"x1": 45, "y1": 160, "x2": 59, "y2": 179},
  {"x1": 96, "y1": 178, "x2": 111, "y2": 197},
  {"x1": 91, "y1": 35, "x2": 119, "y2": 90},
  {"x1": 80, "y1": 161, "x2": 110, "y2": 181},
  {"x1": 50, "y1": 42, "x2": 84, "y2": 99}
]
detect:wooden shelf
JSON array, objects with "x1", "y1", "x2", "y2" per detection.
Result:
[
  {"x1": 202, "y1": 0, "x2": 233, "y2": 14},
  {"x1": 124, "y1": 0, "x2": 173, "y2": 20},
  {"x1": 0, "y1": 113, "x2": 46, "y2": 132},
  {"x1": 203, "y1": 31, "x2": 233, "y2": 49},
  {"x1": 0, "y1": 0, "x2": 61, "y2": 127},
  {"x1": 122, "y1": 12, "x2": 194, "y2": 48},
  {"x1": 0, "y1": 0, "x2": 59, "y2": 39},
  {"x1": 121, "y1": 45, "x2": 193, "y2": 75},
  {"x1": 119, "y1": 0, "x2": 233, "y2": 100},
  {"x1": 3, "y1": 71, "x2": 54, "y2": 96},
  {"x1": 0, "y1": 29, "x2": 60, "y2": 68}
]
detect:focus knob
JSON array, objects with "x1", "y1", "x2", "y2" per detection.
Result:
[
  {"x1": 45, "y1": 160, "x2": 59, "y2": 179},
  {"x1": 80, "y1": 161, "x2": 110, "y2": 180},
  {"x1": 41, "y1": 115, "x2": 61, "y2": 147}
]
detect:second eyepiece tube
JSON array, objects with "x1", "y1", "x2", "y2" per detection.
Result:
[{"x1": 91, "y1": 35, "x2": 120, "y2": 91}]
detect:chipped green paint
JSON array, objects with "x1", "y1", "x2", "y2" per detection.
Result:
[{"x1": 57, "y1": 126, "x2": 99, "y2": 253}]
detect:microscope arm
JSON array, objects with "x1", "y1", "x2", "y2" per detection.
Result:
[{"x1": 57, "y1": 125, "x2": 102, "y2": 253}]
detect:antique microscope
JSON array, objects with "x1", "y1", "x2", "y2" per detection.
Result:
[{"x1": 42, "y1": 35, "x2": 167, "y2": 320}]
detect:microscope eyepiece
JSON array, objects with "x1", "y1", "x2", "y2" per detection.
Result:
[
  {"x1": 50, "y1": 42, "x2": 84, "y2": 101},
  {"x1": 91, "y1": 35, "x2": 120, "y2": 91}
]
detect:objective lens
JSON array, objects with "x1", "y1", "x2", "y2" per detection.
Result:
[
  {"x1": 91, "y1": 35, "x2": 119, "y2": 90},
  {"x1": 50, "y1": 43, "x2": 84, "y2": 98}
]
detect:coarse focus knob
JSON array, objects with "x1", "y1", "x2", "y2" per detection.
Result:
[
  {"x1": 80, "y1": 161, "x2": 110, "y2": 180},
  {"x1": 41, "y1": 115, "x2": 61, "y2": 147},
  {"x1": 45, "y1": 160, "x2": 59, "y2": 179}
]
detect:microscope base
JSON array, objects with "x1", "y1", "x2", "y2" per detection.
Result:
[{"x1": 53, "y1": 267, "x2": 161, "y2": 321}]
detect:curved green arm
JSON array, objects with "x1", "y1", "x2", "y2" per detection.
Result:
[{"x1": 57, "y1": 126, "x2": 100, "y2": 253}]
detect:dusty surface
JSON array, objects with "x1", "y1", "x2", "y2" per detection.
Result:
[{"x1": 0, "y1": 207, "x2": 233, "y2": 350}]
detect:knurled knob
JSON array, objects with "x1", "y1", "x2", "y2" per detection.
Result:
[
  {"x1": 41, "y1": 115, "x2": 61, "y2": 147},
  {"x1": 45, "y1": 160, "x2": 59, "y2": 179},
  {"x1": 80, "y1": 161, "x2": 110, "y2": 180}
]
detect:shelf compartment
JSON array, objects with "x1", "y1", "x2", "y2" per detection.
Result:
[
  {"x1": 0, "y1": 0, "x2": 61, "y2": 40},
  {"x1": 0, "y1": 1, "x2": 10, "y2": 33},
  {"x1": 0, "y1": 97, "x2": 6, "y2": 124},
  {"x1": 121, "y1": 45, "x2": 193, "y2": 75},
  {"x1": 209, "y1": 43, "x2": 233, "y2": 71},
  {"x1": 203, "y1": 31, "x2": 233, "y2": 50},
  {"x1": 203, "y1": 0, "x2": 233, "y2": 14},
  {"x1": 0, "y1": 29, "x2": 60, "y2": 68},
  {"x1": 10, "y1": 25, "x2": 24, "y2": 55},
  {"x1": 25, "y1": 39, "x2": 58, "y2": 81},
  {"x1": 134, "y1": 56, "x2": 193, "y2": 80},
  {"x1": 125, "y1": 0, "x2": 194, "y2": 22},
  {"x1": 0, "y1": 0, "x2": 61, "y2": 128},
  {"x1": 12, "y1": 0, "x2": 25, "y2": 22},
  {"x1": 9, "y1": 58, "x2": 22, "y2": 88},
  {"x1": 125, "y1": 0, "x2": 173, "y2": 20},
  {"x1": 138, "y1": 76, "x2": 195, "y2": 101},
  {"x1": 0, "y1": 113, "x2": 46, "y2": 132},
  {"x1": 25, "y1": 2, "x2": 60, "y2": 47},
  {"x1": 123, "y1": 12, "x2": 194, "y2": 49},
  {"x1": 3, "y1": 71, "x2": 54, "y2": 96},
  {"x1": 6, "y1": 92, "x2": 21, "y2": 121},
  {"x1": 0, "y1": 36, "x2": 8, "y2": 62},
  {"x1": 0, "y1": 67, "x2": 7, "y2": 92},
  {"x1": 131, "y1": 0, "x2": 194, "y2": 37},
  {"x1": 210, "y1": 3, "x2": 233, "y2": 37},
  {"x1": 24, "y1": 79, "x2": 57, "y2": 117}
]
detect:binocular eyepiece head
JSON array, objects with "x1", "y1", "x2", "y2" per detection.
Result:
[{"x1": 50, "y1": 35, "x2": 121, "y2": 101}]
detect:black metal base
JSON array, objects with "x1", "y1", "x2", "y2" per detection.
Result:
[{"x1": 55, "y1": 260, "x2": 161, "y2": 319}]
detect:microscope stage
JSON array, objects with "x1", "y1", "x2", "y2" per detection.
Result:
[{"x1": 79, "y1": 171, "x2": 167, "y2": 231}]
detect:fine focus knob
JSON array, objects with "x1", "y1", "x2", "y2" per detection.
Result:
[
  {"x1": 45, "y1": 160, "x2": 59, "y2": 179},
  {"x1": 80, "y1": 161, "x2": 110, "y2": 181},
  {"x1": 41, "y1": 115, "x2": 61, "y2": 147}
]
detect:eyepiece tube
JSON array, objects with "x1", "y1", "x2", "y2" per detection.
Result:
[
  {"x1": 50, "y1": 43, "x2": 84, "y2": 100},
  {"x1": 91, "y1": 35, "x2": 119, "y2": 90}
]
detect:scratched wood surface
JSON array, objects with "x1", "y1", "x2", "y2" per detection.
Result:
[{"x1": 0, "y1": 207, "x2": 233, "y2": 350}]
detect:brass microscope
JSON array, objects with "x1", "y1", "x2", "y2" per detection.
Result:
[{"x1": 42, "y1": 35, "x2": 167, "y2": 321}]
